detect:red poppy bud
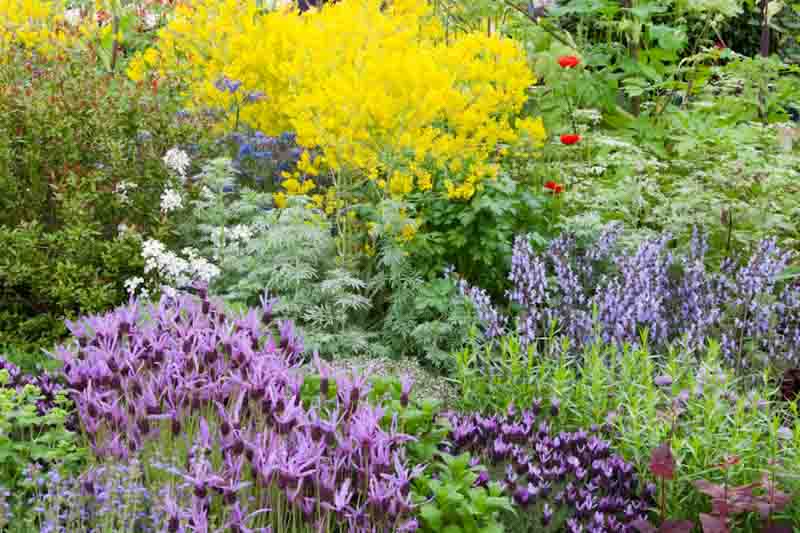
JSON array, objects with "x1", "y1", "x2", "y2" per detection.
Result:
[
  {"x1": 560, "y1": 134, "x2": 581, "y2": 145},
  {"x1": 558, "y1": 55, "x2": 580, "y2": 68}
]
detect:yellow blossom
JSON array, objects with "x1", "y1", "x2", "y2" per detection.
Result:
[
  {"x1": 274, "y1": 192, "x2": 288, "y2": 209},
  {"x1": 127, "y1": 0, "x2": 536, "y2": 200},
  {"x1": 517, "y1": 116, "x2": 548, "y2": 148},
  {"x1": 282, "y1": 178, "x2": 301, "y2": 194},
  {"x1": 388, "y1": 171, "x2": 414, "y2": 197},
  {"x1": 416, "y1": 172, "x2": 433, "y2": 191},
  {"x1": 400, "y1": 223, "x2": 417, "y2": 242}
]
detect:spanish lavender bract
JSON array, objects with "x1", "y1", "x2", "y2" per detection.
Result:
[{"x1": 51, "y1": 289, "x2": 421, "y2": 532}]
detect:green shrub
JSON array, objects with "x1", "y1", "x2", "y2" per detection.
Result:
[{"x1": 0, "y1": 49, "x2": 198, "y2": 356}]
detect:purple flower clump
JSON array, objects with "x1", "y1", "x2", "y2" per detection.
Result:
[
  {"x1": 51, "y1": 287, "x2": 422, "y2": 532},
  {"x1": 464, "y1": 225, "x2": 800, "y2": 369},
  {"x1": 443, "y1": 404, "x2": 654, "y2": 532}
]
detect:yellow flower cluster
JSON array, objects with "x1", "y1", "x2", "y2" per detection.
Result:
[
  {"x1": 128, "y1": 0, "x2": 536, "y2": 200},
  {"x1": 516, "y1": 116, "x2": 548, "y2": 148},
  {"x1": 274, "y1": 150, "x2": 329, "y2": 208},
  {"x1": 0, "y1": 0, "x2": 70, "y2": 57}
]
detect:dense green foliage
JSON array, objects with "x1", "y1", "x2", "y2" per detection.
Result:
[{"x1": 0, "y1": 49, "x2": 195, "y2": 355}]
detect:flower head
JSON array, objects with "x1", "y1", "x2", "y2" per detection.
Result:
[
  {"x1": 558, "y1": 55, "x2": 580, "y2": 68},
  {"x1": 160, "y1": 188, "x2": 183, "y2": 214},
  {"x1": 544, "y1": 181, "x2": 564, "y2": 194},
  {"x1": 560, "y1": 134, "x2": 581, "y2": 145},
  {"x1": 163, "y1": 148, "x2": 191, "y2": 180}
]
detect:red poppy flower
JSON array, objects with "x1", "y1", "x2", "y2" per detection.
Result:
[
  {"x1": 544, "y1": 181, "x2": 564, "y2": 194},
  {"x1": 560, "y1": 134, "x2": 581, "y2": 145},
  {"x1": 558, "y1": 55, "x2": 580, "y2": 68}
]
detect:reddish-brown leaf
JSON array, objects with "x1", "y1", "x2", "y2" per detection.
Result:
[
  {"x1": 649, "y1": 442, "x2": 676, "y2": 480},
  {"x1": 699, "y1": 514, "x2": 729, "y2": 533},
  {"x1": 694, "y1": 479, "x2": 761, "y2": 515},
  {"x1": 756, "y1": 473, "x2": 793, "y2": 517},
  {"x1": 710, "y1": 497, "x2": 732, "y2": 518},
  {"x1": 760, "y1": 520, "x2": 794, "y2": 533},
  {"x1": 660, "y1": 520, "x2": 696, "y2": 533},
  {"x1": 694, "y1": 479, "x2": 726, "y2": 499},
  {"x1": 631, "y1": 519, "x2": 658, "y2": 533}
]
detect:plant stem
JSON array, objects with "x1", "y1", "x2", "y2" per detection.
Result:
[{"x1": 759, "y1": 0, "x2": 771, "y2": 57}]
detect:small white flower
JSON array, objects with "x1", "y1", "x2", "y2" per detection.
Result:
[
  {"x1": 573, "y1": 108, "x2": 602, "y2": 125},
  {"x1": 124, "y1": 277, "x2": 144, "y2": 295},
  {"x1": 589, "y1": 165, "x2": 606, "y2": 176},
  {"x1": 598, "y1": 136, "x2": 639, "y2": 151},
  {"x1": 160, "y1": 188, "x2": 183, "y2": 213},
  {"x1": 140, "y1": 239, "x2": 219, "y2": 290},
  {"x1": 162, "y1": 148, "x2": 191, "y2": 180},
  {"x1": 229, "y1": 224, "x2": 253, "y2": 243},
  {"x1": 63, "y1": 8, "x2": 82, "y2": 26},
  {"x1": 114, "y1": 181, "x2": 138, "y2": 204},
  {"x1": 142, "y1": 11, "x2": 159, "y2": 30}
]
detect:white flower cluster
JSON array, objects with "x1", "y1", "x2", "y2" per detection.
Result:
[
  {"x1": 160, "y1": 188, "x2": 183, "y2": 214},
  {"x1": 162, "y1": 148, "x2": 191, "y2": 180},
  {"x1": 210, "y1": 224, "x2": 255, "y2": 252},
  {"x1": 594, "y1": 136, "x2": 633, "y2": 150},
  {"x1": 142, "y1": 239, "x2": 220, "y2": 289},
  {"x1": 573, "y1": 108, "x2": 602, "y2": 126},
  {"x1": 228, "y1": 224, "x2": 254, "y2": 243},
  {"x1": 124, "y1": 277, "x2": 149, "y2": 299},
  {"x1": 142, "y1": 11, "x2": 159, "y2": 30},
  {"x1": 114, "y1": 181, "x2": 138, "y2": 204},
  {"x1": 117, "y1": 223, "x2": 133, "y2": 239},
  {"x1": 63, "y1": 8, "x2": 82, "y2": 26},
  {"x1": 588, "y1": 165, "x2": 606, "y2": 176}
]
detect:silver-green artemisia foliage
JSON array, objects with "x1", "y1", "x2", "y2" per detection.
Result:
[{"x1": 180, "y1": 158, "x2": 476, "y2": 363}]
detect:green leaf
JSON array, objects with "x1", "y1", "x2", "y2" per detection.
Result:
[
  {"x1": 624, "y1": 2, "x2": 668, "y2": 19},
  {"x1": 776, "y1": 266, "x2": 800, "y2": 281},
  {"x1": 420, "y1": 504, "x2": 443, "y2": 530}
]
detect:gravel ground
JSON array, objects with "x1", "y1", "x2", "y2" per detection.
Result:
[{"x1": 301, "y1": 355, "x2": 459, "y2": 407}]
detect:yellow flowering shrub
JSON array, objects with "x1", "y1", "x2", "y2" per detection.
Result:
[
  {"x1": 0, "y1": 0, "x2": 121, "y2": 61},
  {"x1": 128, "y1": 0, "x2": 537, "y2": 200},
  {"x1": 0, "y1": 0, "x2": 70, "y2": 57}
]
